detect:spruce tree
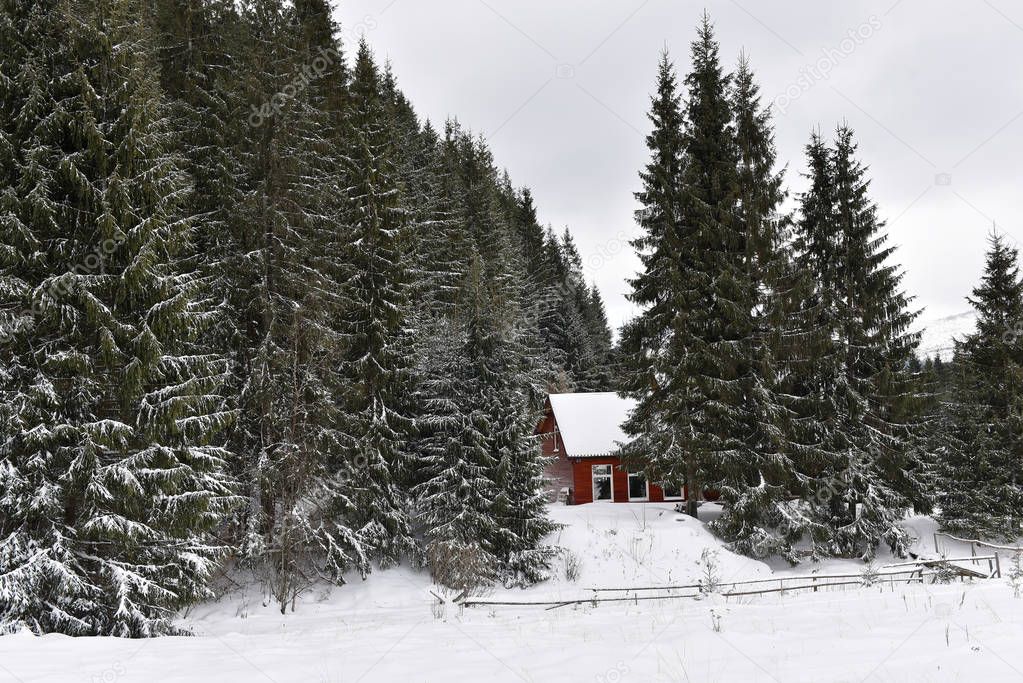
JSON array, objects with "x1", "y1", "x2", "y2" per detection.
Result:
[
  {"x1": 336, "y1": 40, "x2": 419, "y2": 568},
  {"x1": 470, "y1": 252, "x2": 555, "y2": 583},
  {"x1": 938, "y1": 232, "x2": 1023, "y2": 539},
  {"x1": 510, "y1": 190, "x2": 562, "y2": 376},
  {"x1": 620, "y1": 48, "x2": 694, "y2": 511},
  {"x1": 550, "y1": 230, "x2": 599, "y2": 389},
  {"x1": 534, "y1": 225, "x2": 572, "y2": 378},
  {"x1": 789, "y1": 127, "x2": 923, "y2": 559},
  {"x1": 623, "y1": 17, "x2": 751, "y2": 522},
  {"x1": 229, "y1": 0, "x2": 366, "y2": 609},
  {"x1": 416, "y1": 251, "x2": 555, "y2": 587},
  {"x1": 415, "y1": 310, "x2": 501, "y2": 585},
  {"x1": 579, "y1": 285, "x2": 616, "y2": 391},
  {"x1": 786, "y1": 131, "x2": 848, "y2": 547},
  {"x1": 830, "y1": 126, "x2": 922, "y2": 557},
  {"x1": 709, "y1": 53, "x2": 796, "y2": 557},
  {"x1": 672, "y1": 17, "x2": 758, "y2": 527},
  {"x1": 0, "y1": 0, "x2": 236, "y2": 635}
]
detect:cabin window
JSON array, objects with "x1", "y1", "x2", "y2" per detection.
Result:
[
  {"x1": 628, "y1": 472, "x2": 649, "y2": 501},
  {"x1": 661, "y1": 483, "x2": 684, "y2": 500},
  {"x1": 591, "y1": 465, "x2": 613, "y2": 501}
]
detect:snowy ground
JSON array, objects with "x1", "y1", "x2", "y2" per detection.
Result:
[
  {"x1": 3, "y1": 503, "x2": 1023, "y2": 683},
  {"x1": 915, "y1": 309, "x2": 977, "y2": 361}
]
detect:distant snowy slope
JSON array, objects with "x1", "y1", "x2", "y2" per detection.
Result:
[{"x1": 915, "y1": 310, "x2": 976, "y2": 360}]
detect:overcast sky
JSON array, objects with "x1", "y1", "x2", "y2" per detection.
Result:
[{"x1": 335, "y1": 0, "x2": 1023, "y2": 332}]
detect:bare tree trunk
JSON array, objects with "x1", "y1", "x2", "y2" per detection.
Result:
[{"x1": 686, "y1": 458, "x2": 699, "y2": 519}]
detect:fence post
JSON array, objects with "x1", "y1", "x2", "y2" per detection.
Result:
[
  {"x1": 995, "y1": 553, "x2": 1002, "y2": 578},
  {"x1": 934, "y1": 533, "x2": 940, "y2": 554}
]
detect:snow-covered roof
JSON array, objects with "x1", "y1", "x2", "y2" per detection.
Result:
[{"x1": 548, "y1": 392, "x2": 636, "y2": 457}]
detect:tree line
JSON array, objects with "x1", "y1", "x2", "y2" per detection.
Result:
[
  {"x1": 0, "y1": 0, "x2": 614, "y2": 636},
  {"x1": 618, "y1": 15, "x2": 1022, "y2": 564}
]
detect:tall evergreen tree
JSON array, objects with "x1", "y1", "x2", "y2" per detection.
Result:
[
  {"x1": 0, "y1": 0, "x2": 237, "y2": 635},
  {"x1": 550, "y1": 230, "x2": 599, "y2": 389},
  {"x1": 709, "y1": 53, "x2": 796, "y2": 557},
  {"x1": 336, "y1": 40, "x2": 419, "y2": 568},
  {"x1": 830, "y1": 126, "x2": 923, "y2": 557},
  {"x1": 937, "y1": 232, "x2": 1023, "y2": 539},
  {"x1": 785, "y1": 131, "x2": 849, "y2": 543},
  {"x1": 620, "y1": 47, "x2": 694, "y2": 511},
  {"x1": 623, "y1": 17, "x2": 752, "y2": 522},
  {"x1": 513, "y1": 190, "x2": 570, "y2": 381},
  {"x1": 469, "y1": 251, "x2": 555, "y2": 584},
  {"x1": 415, "y1": 310, "x2": 501, "y2": 582},
  {"x1": 579, "y1": 285, "x2": 616, "y2": 391},
  {"x1": 788, "y1": 126, "x2": 923, "y2": 559},
  {"x1": 416, "y1": 253, "x2": 554, "y2": 586},
  {"x1": 228, "y1": 0, "x2": 367, "y2": 610}
]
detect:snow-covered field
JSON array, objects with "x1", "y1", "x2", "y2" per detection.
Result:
[{"x1": 3, "y1": 503, "x2": 1023, "y2": 683}]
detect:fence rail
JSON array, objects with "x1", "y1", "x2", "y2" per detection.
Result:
[
  {"x1": 587, "y1": 565, "x2": 946, "y2": 594},
  {"x1": 933, "y1": 531, "x2": 1022, "y2": 555},
  {"x1": 459, "y1": 556, "x2": 1000, "y2": 610}
]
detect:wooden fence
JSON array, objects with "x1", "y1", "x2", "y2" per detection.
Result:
[
  {"x1": 458, "y1": 555, "x2": 1001, "y2": 610},
  {"x1": 933, "y1": 531, "x2": 1022, "y2": 558}
]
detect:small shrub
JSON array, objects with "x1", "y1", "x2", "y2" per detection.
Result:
[
  {"x1": 933, "y1": 561, "x2": 959, "y2": 584},
  {"x1": 700, "y1": 548, "x2": 721, "y2": 594},
  {"x1": 563, "y1": 550, "x2": 582, "y2": 583},
  {"x1": 709, "y1": 609, "x2": 722, "y2": 632},
  {"x1": 1009, "y1": 550, "x2": 1023, "y2": 598},
  {"x1": 427, "y1": 539, "x2": 494, "y2": 597},
  {"x1": 860, "y1": 562, "x2": 880, "y2": 587},
  {"x1": 503, "y1": 547, "x2": 557, "y2": 588}
]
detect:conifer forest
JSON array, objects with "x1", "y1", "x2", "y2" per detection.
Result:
[{"x1": 1, "y1": 7, "x2": 1021, "y2": 674}]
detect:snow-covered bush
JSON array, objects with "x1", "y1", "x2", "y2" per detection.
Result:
[
  {"x1": 933, "y1": 561, "x2": 959, "y2": 584},
  {"x1": 427, "y1": 540, "x2": 494, "y2": 596},
  {"x1": 860, "y1": 563, "x2": 880, "y2": 587}
]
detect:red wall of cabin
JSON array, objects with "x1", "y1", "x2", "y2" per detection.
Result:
[
  {"x1": 536, "y1": 406, "x2": 574, "y2": 500},
  {"x1": 570, "y1": 457, "x2": 682, "y2": 505},
  {"x1": 572, "y1": 456, "x2": 624, "y2": 504}
]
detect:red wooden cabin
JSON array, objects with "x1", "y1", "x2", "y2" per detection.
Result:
[{"x1": 536, "y1": 392, "x2": 690, "y2": 505}]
